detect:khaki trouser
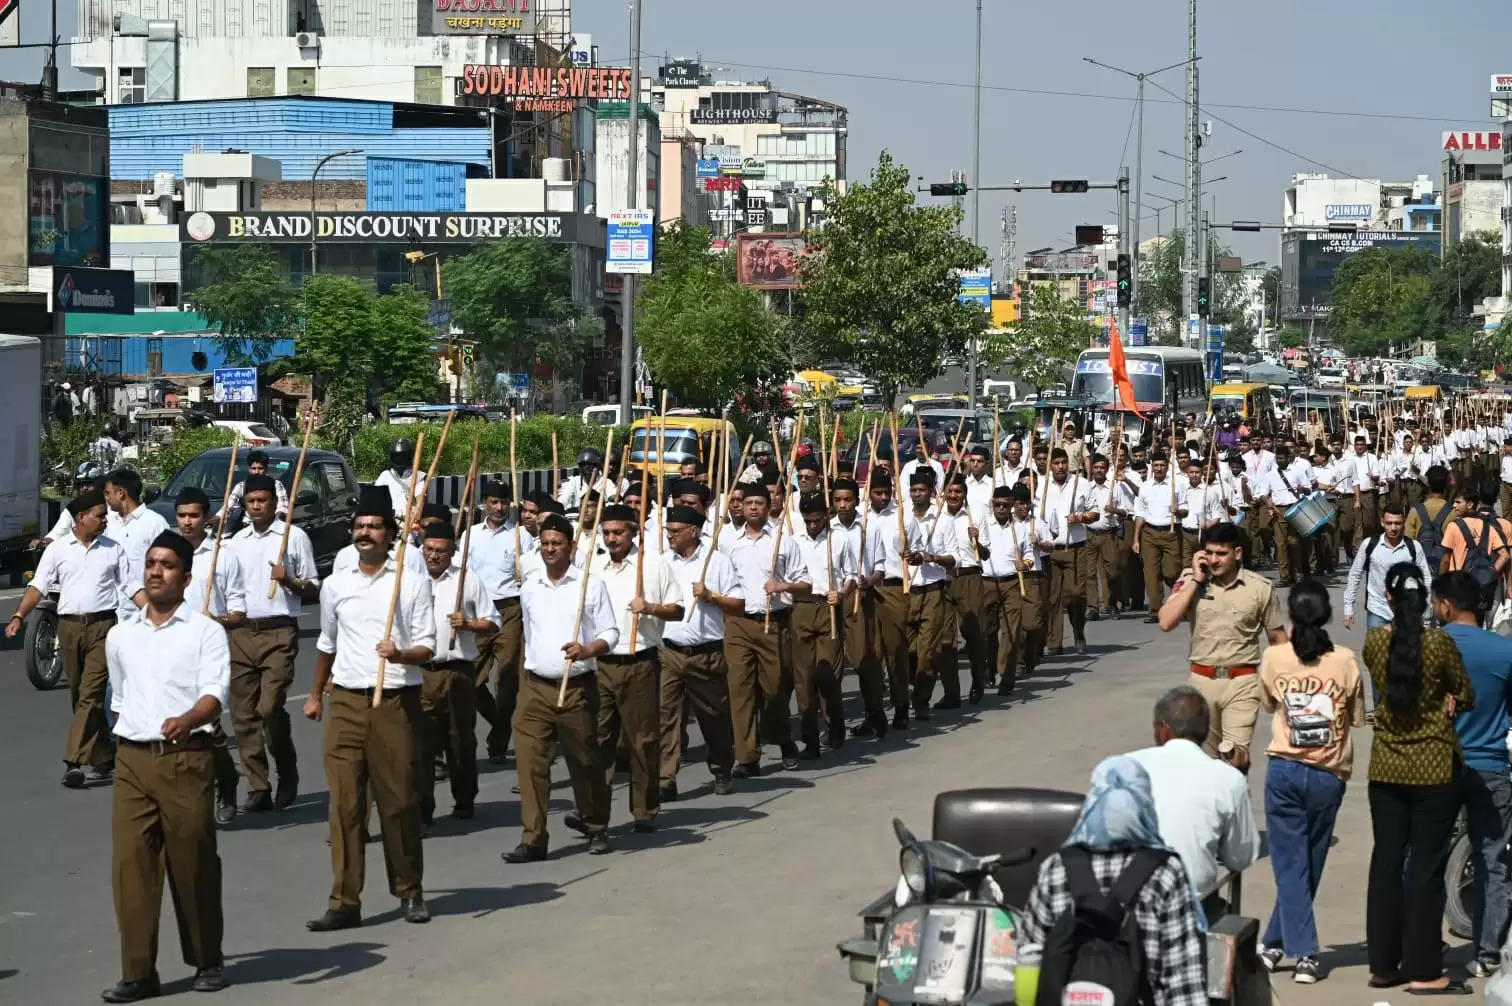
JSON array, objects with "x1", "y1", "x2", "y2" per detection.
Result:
[
  {"x1": 874, "y1": 585, "x2": 911, "y2": 712},
  {"x1": 228, "y1": 622, "x2": 298, "y2": 795},
  {"x1": 1140, "y1": 527, "x2": 1181, "y2": 610},
  {"x1": 906, "y1": 583, "x2": 948, "y2": 710},
  {"x1": 659, "y1": 642, "x2": 734, "y2": 786},
  {"x1": 1404, "y1": 480, "x2": 1426, "y2": 509},
  {"x1": 983, "y1": 574, "x2": 1043, "y2": 692},
  {"x1": 1188, "y1": 670, "x2": 1263, "y2": 755},
  {"x1": 944, "y1": 569, "x2": 988, "y2": 698},
  {"x1": 474, "y1": 601, "x2": 522, "y2": 757},
  {"x1": 1046, "y1": 546, "x2": 1087, "y2": 649},
  {"x1": 1084, "y1": 528, "x2": 1122, "y2": 611},
  {"x1": 59, "y1": 614, "x2": 116, "y2": 768},
  {"x1": 1268, "y1": 505, "x2": 1299, "y2": 582},
  {"x1": 112, "y1": 741, "x2": 222, "y2": 983},
  {"x1": 1179, "y1": 529, "x2": 1201, "y2": 574},
  {"x1": 844, "y1": 592, "x2": 886, "y2": 719},
  {"x1": 723, "y1": 610, "x2": 792, "y2": 766},
  {"x1": 514, "y1": 671, "x2": 607, "y2": 849},
  {"x1": 791, "y1": 599, "x2": 845, "y2": 743},
  {"x1": 1117, "y1": 528, "x2": 1142, "y2": 609},
  {"x1": 420, "y1": 661, "x2": 478, "y2": 813},
  {"x1": 1500, "y1": 481, "x2": 1512, "y2": 520},
  {"x1": 596, "y1": 652, "x2": 661, "y2": 824},
  {"x1": 323, "y1": 685, "x2": 424, "y2": 913}
]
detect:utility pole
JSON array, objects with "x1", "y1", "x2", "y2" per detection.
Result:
[
  {"x1": 617, "y1": 0, "x2": 643, "y2": 425},
  {"x1": 1118, "y1": 167, "x2": 1131, "y2": 341},
  {"x1": 969, "y1": 0, "x2": 983, "y2": 404},
  {"x1": 1183, "y1": 0, "x2": 1201, "y2": 344}
]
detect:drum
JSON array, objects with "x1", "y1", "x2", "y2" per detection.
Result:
[{"x1": 1283, "y1": 491, "x2": 1336, "y2": 538}]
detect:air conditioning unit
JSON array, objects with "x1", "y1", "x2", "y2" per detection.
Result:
[{"x1": 295, "y1": 32, "x2": 320, "y2": 49}]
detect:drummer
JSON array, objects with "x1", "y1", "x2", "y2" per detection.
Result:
[{"x1": 1254, "y1": 443, "x2": 1312, "y2": 589}]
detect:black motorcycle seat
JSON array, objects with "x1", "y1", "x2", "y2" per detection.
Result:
[{"x1": 932, "y1": 788, "x2": 1086, "y2": 908}]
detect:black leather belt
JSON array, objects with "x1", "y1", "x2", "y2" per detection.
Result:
[
  {"x1": 1142, "y1": 524, "x2": 1172, "y2": 531},
  {"x1": 423, "y1": 659, "x2": 473, "y2": 672},
  {"x1": 1055, "y1": 542, "x2": 1087, "y2": 549},
  {"x1": 334, "y1": 683, "x2": 420, "y2": 698},
  {"x1": 733, "y1": 608, "x2": 789, "y2": 621},
  {"x1": 528, "y1": 670, "x2": 592, "y2": 686},
  {"x1": 953, "y1": 567, "x2": 982, "y2": 577},
  {"x1": 905, "y1": 580, "x2": 945, "y2": 593},
  {"x1": 117, "y1": 734, "x2": 213, "y2": 754},
  {"x1": 598, "y1": 648, "x2": 657, "y2": 664},
  {"x1": 663, "y1": 639, "x2": 723, "y2": 656},
  {"x1": 59, "y1": 610, "x2": 116, "y2": 624},
  {"x1": 240, "y1": 616, "x2": 297, "y2": 631},
  {"x1": 792, "y1": 594, "x2": 829, "y2": 605}
]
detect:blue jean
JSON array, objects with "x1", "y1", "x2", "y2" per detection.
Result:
[
  {"x1": 1263, "y1": 757, "x2": 1346, "y2": 957},
  {"x1": 1461, "y1": 765, "x2": 1512, "y2": 959},
  {"x1": 1365, "y1": 612, "x2": 1390, "y2": 704}
]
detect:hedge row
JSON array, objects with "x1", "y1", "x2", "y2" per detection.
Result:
[{"x1": 349, "y1": 417, "x2": 631, "y2": 481}]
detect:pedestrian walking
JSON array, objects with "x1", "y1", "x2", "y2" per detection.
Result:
[
  {"x1": 468, "y1": 480, "x2": 533, "y2": 762},
  {"x1": 1133, "y1": 453, "x2": 1181, "y2": 623}
]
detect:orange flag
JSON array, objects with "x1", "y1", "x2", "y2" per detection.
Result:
[{"x1": 1107, "y1": 318, "x2": 1148, "y2": 420}]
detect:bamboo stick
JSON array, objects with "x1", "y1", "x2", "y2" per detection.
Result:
[
  {"x1": 511, "y1": 409, "x2": 522, "y2": 583},
  {"x1": 817, "y1": 408, "x2": 837, "y2": 639},
  {"x1": 448, "y1": 439, "x2": 481, "y2": 649},
  {"x1": 891, "y1": 413, "x2": 910, "y2": 593},
  {"x1": 203, "y1": 434, "x2": 239, "y2": 616},
  {"x1": 656, "y1": 389, "x2": 668, "y2": 553},
  {"x1": 371, "y1": 435, "x2": 426, "y2": 704},
  {"x1": 266, "y1": 406, "x2": 318, "y2": 599},
  {"x1": 854, "y1": 419, "x2": 880, "y2": 615},
  {"x1": 559, "y1": 428, "x2": 614, "y2": 707},
  {"x1": 766, "y1": 412, "x2": 805, "y2": 632}
]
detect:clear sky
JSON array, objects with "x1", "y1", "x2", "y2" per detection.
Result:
[{"x1": 4, "y1": 0, "x2": 1505, "y2": 271}]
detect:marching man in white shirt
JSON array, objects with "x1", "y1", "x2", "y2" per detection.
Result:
[
  {"x1": 303, "y1": 488, "x2": 435, "y2": 930},
  {"x1": 1255, "y1": 445, "x2": 1309, "y2": 588},
  {"x1": 1132, "y1": 452, "x2": 1182, "y2": 622},
  {"x1": 101, "y1": 531, "x2": 230, "y2": 1002},
  {"x1": 468, "y1": 480, "x2": 533, "y2": 763},
  {"x1": 419, "y1": 520, "x2": 498, "y2": 825},
  {"x1": 1085, "y1": 454, "x2": 1136, "y2": 621},
  {"x1": 103, "y1": 468, "x2": 169, "y2": 619},
  {"x1": 372, "y1": 439, "x2": 427, "y2": 524},
  {"x1": 902, "y1": 470, "x2": 957, "y2": 715},
  {"x1": 790, "y1": 493, "x2": 856, "y2": 755},
  {"x1": 941, "y1": 472, "x2": 989, "y2": 705},
  {"x1": 830, "y1": 477, "x2": 891, "y2": 739},
  {"x1": 1044, "y1": 447, "x2": 1097, "y2": 656},
  {"x1": 978, "y1": 484, "x2": 1054, "y2": 694},
  {"x1": 503, "y1": 512, "x2": 619, "y2": 862},
  {"x1": 228, "y1": 474, "x2": 317, "y2": 813},
  {"x1": 7, "y1": 489, "x2": 141, "y2": 789}
]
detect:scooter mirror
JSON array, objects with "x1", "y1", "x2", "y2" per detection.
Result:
[{"x1": 891, "y1": 817, "x2": 919, "y2": 849}]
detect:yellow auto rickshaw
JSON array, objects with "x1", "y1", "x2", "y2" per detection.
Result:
[
  {"x1": 1208, "y1": 383, "x2": 1275, "y2": 433},
  {"x1": 627, "y1": 416, "x2": 740, "y2": 479}
]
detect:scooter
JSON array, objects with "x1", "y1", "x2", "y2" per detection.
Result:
[
  {"x1": 837, "y1": 818, "x2": 1028, "y2": 1006},
  {"x1": 24, "y1": 590, "x2": 63, "y2": 691}
]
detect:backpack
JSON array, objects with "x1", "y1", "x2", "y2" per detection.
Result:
[
  {"x1": 1454, "y1": 517, "x2": 1505, "y2": 613},
  {"x1": 1413, "y1": 502, "x2": 1450, "y2": 572},
  {"x1": 1363, "y1": 534, "x2": 1420, "y2": 603},
  {"x1": 1036, "y1": 846, "x2": 1168, "y2": 1006}
]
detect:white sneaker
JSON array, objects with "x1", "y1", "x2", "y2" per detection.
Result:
[
  {"x1": 1293, "y1": 956, "x2": 1321, "y2": 984},
  {"x1": 1258, "y1": 946, "x2": 1284, "y2": 972}
]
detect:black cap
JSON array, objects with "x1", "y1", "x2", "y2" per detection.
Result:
[
  {"x1": 537, "y1": 499, "x2": 566, "y2": 516},
  {"x1": 599, "y1": 504, "x2": 636, "y2": 524},
  {"x1": 420, "y1": 501, "x2": 451, "y2": 523},
  {"x1": 246, "y1": 449, "x2": 269, "y2": 465},
  {"x1": 967, "y1": 444, "x2": 988, "y2": 458},
  {"x1": 831, "y1": 477, "x2": 859, "y2": 495},
  {"x1": 68, "y1": 489, "x2": 106, "y2": 516},
  {"x1": 739, "y1": 482, "x2": 770, "y2": 501},
  {"x1": 422, "y1": 520, "x2": 456, "y2": 542},
  {"x1": 148, "y1": 530, "x2": 194, "y2": 569},
  {"x1": 992, "y1": 486, "x2": 1015, "y2": 500},
  {"x1": 1011, "y1": 484, "x2": 1031, "y2": 502},
  {"x1": 665, "y1": 504, "x2": 705, "y2": 527},
  {"x1": 481, "y1": 480, "x2": 511, "y2": 500},
  {"x1": 795, "y1": 455, "x2": 821, "y2": 473},
  {"x1": 945, "y1": 471, "x2": 966, "y2": 487},
  {"x1": 176, "y1": 486, "x2": 210, "y2": 510},
  {"x1": 870, "y1": 470, "x2": 893, "y2": 489},
  {"x1": 243, "y1": 474, "x2": 277, "y2": 497},
  {"x1": 909, "y1": 470, "x2": 935, "y2": 487},
  {"x1": 799, "y1": 494, "x2": 828, "y2": 515},
  {"x1": 356, "y1": 486, "x2": 393, "y2": 517},
  {"x1": 539, "y1": 514, "x2": 574, "y2": 539}
]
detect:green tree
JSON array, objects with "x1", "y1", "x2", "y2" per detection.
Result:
[
  {"x1": 1223, "y1": 314, "x2": 1257, "y2": 355},
  {"x1": 636, "y1": 223, "x2": 786, "y2": 410},
  {"x1": 1259, "y1": 265, "x2": 1282, "y2": 326},
  {"x1": 1278, "y1": 327, "x2": 1304, "y2": 350},
  {"x1": 989, "y1": 283, "x2": 1093, "y2": 391},
  {"x1": 798, "y1": 151, "x2": 988, "y2": 407},
  {"x1": 442, "y1": 241, "x2": 595, "y2": 379},
  {"x1": 183, "y1": 245, "x2": 300, "y2": 363},
  {"x1": 1327, "y1": 246, "x2": 1437, "y2": 356},
  {"x1": 1135, "y1": 230, "x2": 1184, "y2": 329}
]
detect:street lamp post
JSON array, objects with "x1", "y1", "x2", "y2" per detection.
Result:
[
  {"x1": 309, "y1": 148, "x2": 362, "y2": 276},
  {"x1": 968, "y1": 0, "x2": 983, "y2": 407}
]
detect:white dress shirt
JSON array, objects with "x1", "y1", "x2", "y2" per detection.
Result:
[
  {"x1": 1128, "y1": 739, "x2": 1261, "y2": 898},
  {"x1": 186, "y1": 536, "x2": 246, "y2": 619},
  {"x1": 962, "y1": 473, "x2": 995, "y2": 512},
  {"x1": 1242, "y1": 449, "x2": 1277, "y2": 479},
  {"x1": 373, "y1": 467, "x2": 428, "y2": 522},
  {"x1": 108, "y1": 603, "x2": 231, "y2": 741},
  {"x1": 108, "y1": 504, "x2": 169, "y2": 617},
  {"x1": 722, "y1": 522, "x2": 809, "y2": 615},
  {"x1": 332, "y1": 541, "x2": 426, "y2": 579},
  {"x1": 1045, "y1": 475, "x2": 1095, "y2": 546},
  {"x1": 1133, "y1": 479, "x2": 1178, "y2": 529},
  {"x1": 979, "y1": 515, "x2": 1052, "y2": 576},
  {"x1": 230, "y1": 520, "x2": 318, "y2": 619},
  {"x1": 905, "y1": 506, "x2": 958, "y2": 587},
  {"x1": 556, "y1": 474, "x2": 625, "y2": 511},
  {"x1": 1088, "y1": 476, "x2": 1138, "y2": 532},
  {"x1": 1501, "y1": 453, "x2": 1512, "y2": 485},
  {"x1": 520, "y1": 565, "x2": 619, "y2": 678},
  {"x1": 663, "y1": 545, "x2": 740, "y2": 647},
  {"x1": 791, "y1": 526, "x2": 858, "y2": 595},
  {"x1": 467, "y1": 520, "x2": 538, "y2": 600},
  {"x1": 945, "y1": 504, "x2": 987, "y2": 570},
  {"x1": 31, "y1": 532, "x2": 137, "y2": 614},
  {"x1": 1343, "y1": 533, "x2": 1435, "y2": 621},
  {"x1": 426, "y1": 564, "x2": 499, "y2": 663},
  {"x1": 1257, "y1": 468, "x2": 1302, "y2": 509},
  {"x1": 316, "y1": 560, "x2": 436, "y2": 689},
  {"x1": 1336, "y1": 451, "x2": 1379, "y2": 493},
  {"x1": 588, "y1": 543, "x2": 681, "y2": 654},
  {"x1": 900, "y1": 458, "x2": 946, "y2": 489},
  {"x1": 830, "y1": 513, "x2": 887, "y2": 581},
  {"x1": 1179, "y1": 481, "x2": 1228, "y2": 529},
  {"x1": 218, "y1": 478, "x2": 289, "y2": 520}
]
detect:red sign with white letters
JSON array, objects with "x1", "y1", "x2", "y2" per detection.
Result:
[{"x1": 704, "y1": 177, "x2": 742, "y2": 192}]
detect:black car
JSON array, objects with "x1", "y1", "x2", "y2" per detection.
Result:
[{"x1": 147, "y1": 446, "x2": 360, "y2": 575}]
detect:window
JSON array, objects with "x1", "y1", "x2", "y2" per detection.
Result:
[
  {"x1": 320, "y1": 462, "x2": 350, "y2": 498},
  {"x1": 117, "y1": 67, "x2": 145, "y2": 104},
  {"x1": 247, "y1": 67, "x2": 275, "y2": 97},
  {"x1": 414, "y1": 66, "x2": 442, "y2": 105},
  {"x1": 287, "y1": 67, "x2": 316, "y2": 95},
  {"x1": 133, "y1": 282, "x2": 179, "y2": 308}
]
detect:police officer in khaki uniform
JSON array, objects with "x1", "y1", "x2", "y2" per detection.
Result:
[{"x1": 1157, "y1": 521, "x2": 1287, "y2": 772}]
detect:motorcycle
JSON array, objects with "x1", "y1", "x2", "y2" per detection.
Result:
[
  {"x1": 837, "y1": 817, "x2": 1029, "y2": 1005},
  {"x1": 24, "y1": 591, "x2": 64, "y2": 691}
]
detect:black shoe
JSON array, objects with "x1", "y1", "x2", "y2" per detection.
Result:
[
  {"x1": 86, "y1": 762, "x2": 114, "y2": 784},
  {"x1": 968, "y1": 683, "x2": 984, "y2": 705},
  {"x1": 851, "y1": 716, "x2": 888, "y2": 740},
  {"x1": 632, "y1": 820, "x2": 656, "y2": 834},
  {"x1": 1142, "y1": 615, "x2": 1158, "y2": 624},
  {"x1": 614, "y1": 755, "x2": 631, "y2": 776},
  {"x1": 214, "y1": 791, "x2": 237, "y2": 826},
  {"x1": 1086, "y1": 608, "x2": 1101, "y2": 621},
  {"x1": 780, "y1": 743, "x2": 801, "y2": 770},
  {"x1": 420, "y1": 801, "x2": 435, "y2": 827},
  {"x1": 827, "y1": 723, "x2": 847, "y2": 749},
  {"x1": 713, "y1": 775, "x2": 733, "y2": 795},
  {"x1": 402, "y1": 896, "x2": 430, "y2": 924},
  {"x1": 240, "y1": 790, "x2": 272, "y2": 814},
  {"x1": 63, "y1": 766, "x2": 86, "y2": 789},
  {"x1": 587, "y1": 833, "x2": 613, "y2": 855},
  {"x1": 933, "y1": 697, "x2": 962, "y2": 711},
  {"x1": 658, "y1": 783, "x2": 679, "y2": 804},
  {"x1": 892, "y1": 710, "x2": 910, "y2": 730},
  {"x1": 1102, "y1": 606, "x2": 1116, "y2": 620},
  {"x1": 799, "y1": 743, "x2": 822, "y2": 761},
  {"x1": 273, "y1": 775, "x2": 298, "y2": 810},
  {"x1": 563, "y1": 811, "x2": 591, "y2": 836},
  {"x1": 101, "y1": 977, "x2": 161, "y2": 1002},
  {"x1": 487, "y1": 748, "x2": 509, "y2": 764},
  {"x1": 305, "y1": 908, "x2": 361, "y2": 932},
  {"x1": 191, "y1": 966, "x2": 227, "y2": 993},
  {"x1": 913, "y1": 704, "x2": 933, "y2": 721},
  {"x1": 453, "y1": 803, "x2": 474, "y2": 820},
  {"x1": 1074, "y1": 635, "x2": 1087, "y2": 655},
  {"x1": 1050, "y1": 645, "x2": 1064, "y2": 657},
  {"x1": 731, "y1": 761, "x2": 760, "y2": 779},
  {"x1": 501, "y1": 843, "x2": 547, "y2": 863}
]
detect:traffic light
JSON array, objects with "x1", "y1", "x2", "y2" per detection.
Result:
[
  {"x1": 1196, "y1": 277, "x2": 1211, "y2": 318},
  {"x1": 460, "y1": 344, "x2": 475, "y2": 369},
  {"x1": 1049, "y1": 180, "x2": 1090, "y2": 194},
  {"x1": 929, "y1": 181, "x2": 970, "y2": 197},
  {"x1": 1115, "y1": 253, "x2": 1132, "y2": 308}
]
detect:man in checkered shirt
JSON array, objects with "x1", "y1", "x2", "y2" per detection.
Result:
[{"x1": 1021, "y1": 755, "x2": 1208, "y2": 1006}]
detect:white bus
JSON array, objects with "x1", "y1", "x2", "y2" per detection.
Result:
[{"x1": 1069, "y1": 346, "x2": 1208, "y2": 417}]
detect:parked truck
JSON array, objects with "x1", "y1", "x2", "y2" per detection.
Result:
[{"x1": 0, "y1": 335, "x2": 42, "y2": 585}]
